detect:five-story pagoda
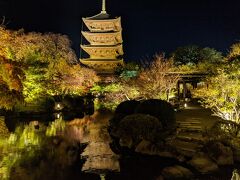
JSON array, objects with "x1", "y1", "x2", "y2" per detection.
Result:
[{"x1": 80, "y1": 0, "x2": 124, "y2": 74}]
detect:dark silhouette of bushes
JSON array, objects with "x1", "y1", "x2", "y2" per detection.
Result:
[
  {"x1": 109, "y1": 99, "x2": 177, "y2": 153},
  {"x1": 109, "y1": 100, "x2": 141, "y2": 129},
  {"x1": 135, "y1": 99, "x2": 176, "y2": 131},
  {"x1": 115, "y1": 100, "x2": 140, "y2": 115},
  {"x1": 113, "y1": 114, "x2": 162, "y2": 149}
]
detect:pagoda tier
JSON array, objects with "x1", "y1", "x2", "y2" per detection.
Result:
[
  {"x1": 82, "y1": 17, "x2": 121, "y2": 32},
  {"x1": 80, "y1": 58, "x2": 124, "y2": 73},
  {"x1": 81, "y1": 44, "x2": 123, "y2": 59},
  {"x1": 80, "y1": 0, "x2": 124, "y2": 74},
  {"x1": 82, "y1": 31, "x2": 123, "y2": 46}
]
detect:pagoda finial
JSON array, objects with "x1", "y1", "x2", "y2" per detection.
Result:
[{"x1": 101, "y1": 0, "x2": 107, "y2": 14}]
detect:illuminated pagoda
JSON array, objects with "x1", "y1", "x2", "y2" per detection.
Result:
[{"x1": 80, "y1": 0, "x2": 124, "y2": 74}]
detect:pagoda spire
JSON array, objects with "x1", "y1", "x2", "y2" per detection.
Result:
[{"x1": 101, "y1": 0, "x2": 107, "y2": 14}]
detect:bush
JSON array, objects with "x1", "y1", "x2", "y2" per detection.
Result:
[
  {"x1": 115, "y1": 100, "x2": 140, "y2": 115},
  {"x1": 135, "y1": 99, "x2": 176, "y2": 131},
  {"x1": 109, "y1": 100, "x2": 141, "y2": 131},
  {"x1": 62, "y1": 95, "x2": 85, "y2": 111},
  {"x1": 113, "y1": 114, "x2": 163, "y2": 149},
  {"x1": 109, "y1": 113, "x2": 126, "y2": 130},
  {"x1": 206, "y1": 120, "x2": 240, "y2": 141}
]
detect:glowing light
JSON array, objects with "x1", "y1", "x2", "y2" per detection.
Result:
[
  {"x1": 57, "y1": 103, "x2": 60, "y2": 108},
  {"x1": 184, "y1": 103, "x2": 187, "y2": 108},
  {"x1": 223, "y1": 113, "x2": 230, "y2": 120},
  {"x1": 57, "y1": 113, "x2": 60, "y2": 119},
  {"x1": 100, "y1": 174, "x2": 106, "y2": 180}
]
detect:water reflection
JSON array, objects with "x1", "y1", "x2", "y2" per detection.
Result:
[
  {"x1": 67, "y1": 111, "x2": 120, "y2": 173},
  {"x1": 0, "y1": 111, "x2": 119, "y2": 179}
]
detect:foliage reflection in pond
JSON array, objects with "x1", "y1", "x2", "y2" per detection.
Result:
[{"x1": 0, "y1": 117, "x2": 66, "y2": 179}]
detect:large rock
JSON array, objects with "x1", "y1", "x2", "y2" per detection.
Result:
[
  {"x1": 206, "y1": 142, "x2": 233, "y2": 165},
  {"x1": 232, "y1": 147, "x2": 240, "y2": 163},
  {"x1": 228, "y1": 138, "x2": 240, "y2": 163},
  {"x1": 135, "y1": 140, "x2": 156, "y2": 154},
  {"x1": 162, "y1": 165, "x2": 194, "y2": 179},
  {"x1": 135, "y1": 140, "x2": 177, "y2": 159},
  {"x1": 188, "y1": 153, "x2": 218, "y2": 174}
]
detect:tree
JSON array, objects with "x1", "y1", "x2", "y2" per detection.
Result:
[
  {"x1": 193, "y1": 61, "x2": 240, "y2": 123},
  {"x1": 0, "y1": 27, "x2": 99, "y2": 107},
  {"x1": 172, "y1": 46, "x2": 223, "y2": 75},
  {"x1": 227, "y1": 42, "x2": 240, "y2": 62},
  {"x1": 115, "y1": 62, "x2": 140, "y2": 80},
  {"x1": 200, "y1": 47, "x2": 223, "y2": 64},
  {"x1": 134, "y1": 54, "x2": 180, "y2": 100},
  {"x1": 171, "y1": 45, "x2": 202, "y2": 65},
  {"x1": 47, "y1": 60, "x2": 99, "y2": 95},
  {"x1": 0, "y1": 56, "x2": 24, "y2": 109}
]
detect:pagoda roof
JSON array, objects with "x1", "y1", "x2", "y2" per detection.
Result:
[
  {"x1": 82, "y1": 30, "x2": 122, "y2": 35},
  {"x1": 80, "y1": 58, "x2": 123, "y2": 62},
  {"x1": 85, "y1": 12, "x2": 111, "y2": 20}
]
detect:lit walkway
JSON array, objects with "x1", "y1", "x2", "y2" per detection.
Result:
[
  {"x1": 176, "y1": 100, "x2": 221, "y2": 130},
  {"x1": 168, "y1": 99, "x2": 223, "y2": 157}
]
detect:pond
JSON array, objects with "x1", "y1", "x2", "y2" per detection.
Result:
[{"x1": 0, "y1": 110, "x2": 239, "y2": 180}]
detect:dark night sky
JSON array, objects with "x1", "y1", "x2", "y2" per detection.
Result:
[{"x1": 2, "y1": 0, "x2": 240, "y2": 61}]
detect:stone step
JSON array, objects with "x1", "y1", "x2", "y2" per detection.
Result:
[
  {"x1": 178, "y1": 126, "x2": 202, "y2": 130},
  {"x1": 168, "y1": 140, "x2": 203, "y2": 157},
  {"x1": 178, "y1": 122, "x2": 201, "y2": 125},
  {"x1": 178, "y1": 123, "x2": 202, "y2": 127},
  {"x1": 170, "y1": 139, "x2": 202, "y2": 149},
  {"x1": 178, "y1": 128, "x2": 203, "y2": 133},
  {"x1": 176, "y1": 149, "x2": 196, "y2": 157},
  {"x1": 177, "y1": 123, "x2": 202, "y2": 126},
  {"x1": 177, "y1": 119, "x2": 201, "y2": 122},
  {"x1": 178, "y1": 124, "x2": 202, "y2": 127},
  {"x1": 176, "y1": 134, "x2": 204, "y2": 143}
]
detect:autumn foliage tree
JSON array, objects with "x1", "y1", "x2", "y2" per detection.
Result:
[
  {"x1": 0, "y1": 56, "x2": 24, "y2": 109},
  {"x1": 133, "y1": 54, "x2": 180, "y2": 100},
  {"x1": 194, "y1": 59, "x2": 240, "y2": 123},
  {"x1": 227, "y1": 42, "x2": 240, "y2": 62},
  {"x1": 93, "y1": 54, "x2": 180, "y2": 110},
  {"x1": 0, "y1": 27, "x2": 99, "y2": 109}
]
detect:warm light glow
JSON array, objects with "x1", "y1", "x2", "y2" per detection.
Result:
[
  {"x1": 100, "y1": 174, "x2": 106, "y2": 180},
  {"x1": 184, "y1": 103, "x2": 187, "y2": 108},
  {"x1": 57, "y1": 113, "x2": 60, "y2": 119}
]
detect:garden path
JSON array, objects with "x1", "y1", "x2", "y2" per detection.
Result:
[{"x1": 168, "y1": 100, "x2": 223, "y2": 157}]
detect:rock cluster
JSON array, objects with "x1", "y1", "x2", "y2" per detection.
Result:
[{"x1": 108, "y1": 100, "x2": 239, "y2": 179}]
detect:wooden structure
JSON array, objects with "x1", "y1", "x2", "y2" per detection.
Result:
[
  {"x1": 80, "y1": 0, "x2": 124, "y2": 74},
  {"x1": 176, "y1": 72, "x2": 208, "y2": 99},
  {"x1": 167, "y1": 72, "x2": 208, "y2": 100}
]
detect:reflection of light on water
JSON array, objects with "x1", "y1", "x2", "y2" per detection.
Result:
[
  {"x1": 81, "y1": 146, "x2": 120, "y2": 172},
  {"x1": 80, "y1": 113, "x2": 120, "y2": 173}
]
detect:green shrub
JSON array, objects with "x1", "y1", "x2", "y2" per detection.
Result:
[
  {"x1": 135, "y1": 99, "x2": 176, "y2": 131},
  {"x1": 114, "y1": 114, "x2": 162, "y2": 149},
  {"x1": 115, "y1": 100, "x2": 140, "y2": 115}
]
